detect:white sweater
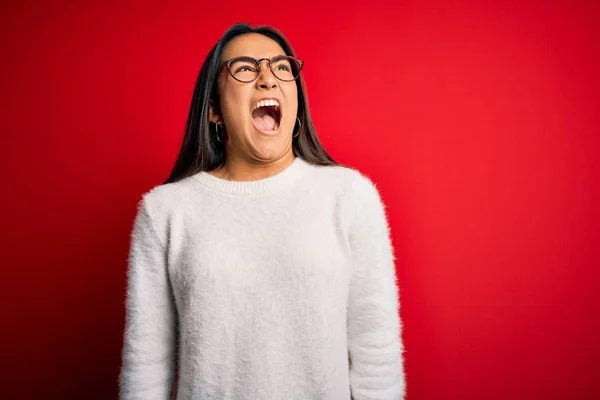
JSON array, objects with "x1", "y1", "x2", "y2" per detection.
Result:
[{"x1": 119, "y1": 156, "x2": 406, "y2": 400}]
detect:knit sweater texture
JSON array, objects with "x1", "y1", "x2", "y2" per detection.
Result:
[{"x1": 119, "y1": 156, "x2": 406, "y2": 399}]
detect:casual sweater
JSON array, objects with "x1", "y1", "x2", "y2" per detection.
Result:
[{"x1": 119, "y1": 156, "x2": 406, "y2": 400}]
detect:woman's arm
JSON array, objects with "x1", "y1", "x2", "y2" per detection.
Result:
[
  {"x1": 347, "y1": 176, "x2": 406, "y2": 400},
  {"x1": 119, "y1": 197, "x2": 177, "y2": 400}
]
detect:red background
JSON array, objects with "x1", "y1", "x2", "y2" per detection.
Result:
[{"x1": 1, "y1": 1, "x2": 599, "y2": 399}]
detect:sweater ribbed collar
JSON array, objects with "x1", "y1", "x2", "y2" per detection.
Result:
[{"x1": 192, "y1": 157, "x2": 309, "y2": 195}]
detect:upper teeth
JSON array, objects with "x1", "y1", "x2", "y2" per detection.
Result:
[{"x1": 253, "y1": 99, "x2": 280, "y2": 111}]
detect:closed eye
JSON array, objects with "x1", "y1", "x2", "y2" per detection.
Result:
[{"x1": 236, "y1": 66, "x2": 257, "y2": 73}]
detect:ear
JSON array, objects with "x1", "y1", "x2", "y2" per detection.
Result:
[{"x1": 208, "y1": 100, "x2": 221, "y2": 124}]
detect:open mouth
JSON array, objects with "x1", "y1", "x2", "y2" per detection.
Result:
[{"x1": 251, "y1": 99, "x2": 281, "y2": 132}]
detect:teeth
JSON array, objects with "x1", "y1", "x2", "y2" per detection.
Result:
[{"x1": 253, "y1": 99, "x2": 280, "y2": 111}]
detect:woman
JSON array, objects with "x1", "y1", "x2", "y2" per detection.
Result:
[{"x1": 119, "y1": 23, "x2": 406, "y2": 399}]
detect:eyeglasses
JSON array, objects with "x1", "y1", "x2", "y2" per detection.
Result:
[{"x1": 219, "y1": 55, "x2": 304, "y2": 83}]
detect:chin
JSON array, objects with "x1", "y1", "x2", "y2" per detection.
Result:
[{"x1": 250, "y1": 138, "x2": 288, "y2": 158}]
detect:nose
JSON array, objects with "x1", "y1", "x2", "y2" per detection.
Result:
[{"x1": 255, "y1": 59, "x2": 277, "y2": 90}]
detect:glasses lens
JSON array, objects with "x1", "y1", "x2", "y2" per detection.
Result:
[
  {"x1": 271, "y1": 56, "x2": 301, "y2": 81},
  {"x1": 228, "y1": 57, "x2": 259, "y2": 82}
]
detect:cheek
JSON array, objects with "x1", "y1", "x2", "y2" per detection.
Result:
[
  {"x1": 219, "y1": 82, "x2": 250, "y2": 125},
  {"x1": 284, "y1": 85, "x2": 299, "y2": 118}
]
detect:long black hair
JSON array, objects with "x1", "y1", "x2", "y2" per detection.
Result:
[{"x1": 164, "y1": 23, "x2": 338, "y2": 184}]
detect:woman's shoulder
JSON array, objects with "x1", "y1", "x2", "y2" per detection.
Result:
[
  {"x1": 304, "y1": 161, "x2": 385, "y2": 228},
  {"x1": 135, "y1": 174, "x2": 200, "y2": 223},
  {"x1": 305, "y1": 161, "x2": 378, "y2": 197}
]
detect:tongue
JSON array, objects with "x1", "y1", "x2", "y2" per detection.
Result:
[
  {"x1": 252, "y1": 107, "x2": 275, "y2": 131},
  {"x1": 253, "y1": 114, "x2": 276, "y2": 131}
]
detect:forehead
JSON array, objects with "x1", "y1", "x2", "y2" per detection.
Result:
[{"x1": 221, "y1": 33, "x2": 286, "y2": 61}]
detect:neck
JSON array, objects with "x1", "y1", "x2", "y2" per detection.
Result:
[{"x1": 210, "y1": 151, "x2": 296, "y2": 182}]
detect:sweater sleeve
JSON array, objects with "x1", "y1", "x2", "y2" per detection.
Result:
[
  {"x1": 119, "y1": 196, "x2": 177, "y2": 400},
  {"x1": 347, "y1": 176, "x2": 406, "y2": 400}
]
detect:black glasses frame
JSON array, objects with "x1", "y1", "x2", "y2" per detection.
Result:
[{"x1": 218, "y1": 55, "x2": 304, "y2": 83}]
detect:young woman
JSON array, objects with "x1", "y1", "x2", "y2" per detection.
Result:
[{"x1": 119, "y1": 23, "x2": 406, "y2": 400}]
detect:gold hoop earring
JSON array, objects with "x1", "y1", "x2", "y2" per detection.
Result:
[
  {"x1": 293, "y1": 117, "x2": 302, "y2": 138},
  {"x1": 215, "y1": 122, "x2": 223, "y2": 143}
]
